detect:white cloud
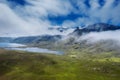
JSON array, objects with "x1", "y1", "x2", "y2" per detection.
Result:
[
  {"x1": 0, "y1": 0, "x2": 74, "y2": 37},
  {"x1": 89, "y1": 0, "x2": 100, "y2": 9},
  {"x1": 12, "y1": 0, "x2": 73, "y2": 19},
  {"x1": 0, "y1": 3, "x2": 30, "y2": 36},
  {"x1": 0, "y1": 3, "x2": 58, "y2": 37},
  {"x1": 80, "y1": 30, "x2": 120, "y2": 42},
  {"x1": 62, "y1": 0, "x2": 120, "y2": 27},
  {"x1": 0, "y1": 0, "x2": 120, "y2": 37},
  {"x1": 88, "y1": 0, "x2": 120, "y2": 24}
]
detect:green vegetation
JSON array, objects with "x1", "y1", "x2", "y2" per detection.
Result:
[{"x1": 0, "y1": 49, "x2": 120, "y2": 80}]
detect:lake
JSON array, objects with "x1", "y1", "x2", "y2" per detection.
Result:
[{"x1": 0, "y1": 43, "x2": 63, "y2": 55}]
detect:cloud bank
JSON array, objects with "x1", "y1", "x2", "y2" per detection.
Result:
[
  {"x1": 0, "y1": 0, "x2": 120, "y2": 37},
  {"x1": 80, "y1": 30, "x2": 120, "y2": 43}
]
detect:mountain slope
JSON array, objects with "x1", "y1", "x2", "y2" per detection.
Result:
[
  {"x1": 0, "y1": 37, "x2": 13, "y2": 42},
  {"x1": 71, "y1": 23, "x2": 120, "y2": 36},
  {"x1": 0, "y1": 49, "x2": 120, "y2": 80},
  {"x1": 11, "y1": 35, "x2": 62, "y2": 44}
]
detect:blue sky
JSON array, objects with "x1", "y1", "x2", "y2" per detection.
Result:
[{"x1": 0, "y1": 0, "x2": 120, "y2": 37}]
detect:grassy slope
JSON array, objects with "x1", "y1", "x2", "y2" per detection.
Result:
[{"x1": 0, "y1": 49, "x2": 120, "y2": 80}]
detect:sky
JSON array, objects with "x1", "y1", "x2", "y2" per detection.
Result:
[{"x1": 0, "y1": 0, "x2": 120, "y2": 37}]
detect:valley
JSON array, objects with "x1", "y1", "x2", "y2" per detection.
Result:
[
  {"x1": 0, "y1": 23, "x2": 120, "y2": 80},
  {"x1": 0, "y1": 0, "x2": 120, "y2": 80}
]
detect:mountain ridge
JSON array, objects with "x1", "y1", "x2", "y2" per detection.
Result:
[{"x1": 70, "y1": 23, "x2": 120, "y2": 36}]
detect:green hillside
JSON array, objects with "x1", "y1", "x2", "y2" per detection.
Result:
[{"x1": 0, "y1": 49, "x2": 120, "y2": 80}]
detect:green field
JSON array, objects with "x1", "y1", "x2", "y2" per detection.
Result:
[{"x1": 0, "y1": 49, "x2": 120, "y2": 80}]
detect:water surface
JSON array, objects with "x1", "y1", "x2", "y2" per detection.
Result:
[{"x1": 0, "y1": 43, "x2": 63, "y2": 55}]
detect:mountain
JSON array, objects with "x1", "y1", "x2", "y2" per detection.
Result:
[
  {"x1": 54, "y1": 23, "x2": 120, "y2": 57},
  {"x1": 0, "y1": 35, "x2": 62, "y2": 48},
  {"x1": 56, "y1": 36, "x2": 120, "y2": 58},
  {"x1": 0, "y1": 37, "x2": 13, "y2": 42},
  {"x1": 1, "y1": 23, "x2": 120, "y2": 50},
  {"x1": 11, "y1": 35, "x2": 62, "y2": 44},
  {"x1": 71, "y1": 23, "x2": 120, "y2": 36}
]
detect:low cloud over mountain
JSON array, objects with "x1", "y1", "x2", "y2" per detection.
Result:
[{"x1": 69, "y1": 23, "x2": 120, "y2": 42}]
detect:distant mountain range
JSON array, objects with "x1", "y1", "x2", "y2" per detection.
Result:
[
  {"x1": 0, "y1": 23, "x2": 120, "y2": 45},
  {"x1": 11, "y1": 35, "x2": 62, "y2": 44},
  {"x1": 0, "y1": 35, "x2": 61, "y2": 44},
  {"x1": 70, "y1": 23, "x2": 120, "y2": 36},
  {"x1": 0, "y1": 23, "x2": 120, "y2": 56},
  {"x1": 0, "y1": 37, "x2": 13, "y2": 43}
]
